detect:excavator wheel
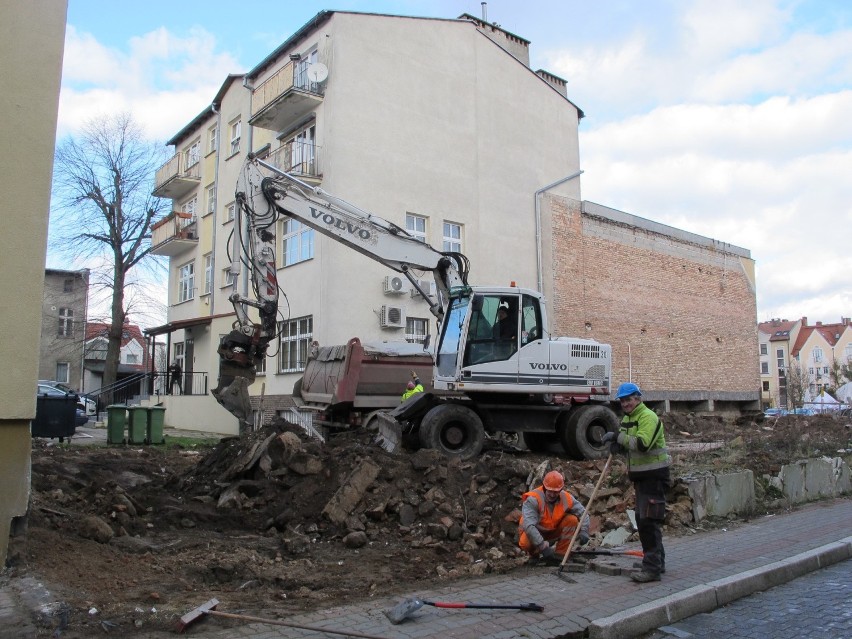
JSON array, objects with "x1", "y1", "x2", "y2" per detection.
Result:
[
  {"x1": 419, "y1": 403, "x2": 485, "y2": 460},
  {"x1": 559, "y1": 405, "x2": 620, "y2": 460}
]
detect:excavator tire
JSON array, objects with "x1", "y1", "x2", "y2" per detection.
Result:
[
  {"x1": 559, "y1": 404, "x2": 619, "y2": 460},
  {"x1": 419, "y1": 403, "x2": 485, "y2": 460}
]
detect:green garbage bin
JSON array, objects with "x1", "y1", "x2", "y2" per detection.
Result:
[
  {"x1": 147, "y1": 406, "x2": 166, "y2": 444},
  {"x1": 128, "y1": 406, "x2": 149, "y2": 445},
  {"x1": 106, "y1": 405, "x2": 128, "y2": 445}
]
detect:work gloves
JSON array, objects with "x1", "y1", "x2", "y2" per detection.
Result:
[
  {"x1": 578, "y1": 532, "x2": 590, "y2": 546},
  {"x1": 539, "y1": 542, "x2": 556, "y2": 560},
  {"x1": 601, "y1": 431, "x2": 617, "y2": 444},
  {"x1": 602, "y1": 431, "x2": 625, "y2": 455}
]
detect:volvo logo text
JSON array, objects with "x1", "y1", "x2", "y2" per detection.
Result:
[
  {"x1": 310, "y1": 207, "x2": 371, "y2": 240},
  {"x1": 529, "y1": 363, "x2": 568, "y2": 371}
]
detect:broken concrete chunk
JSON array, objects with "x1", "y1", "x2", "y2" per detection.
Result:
[{"x1": 322, "y1": 458, "x2": 381, "y2": 525}]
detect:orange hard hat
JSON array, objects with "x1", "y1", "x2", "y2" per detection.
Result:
[{"x1": 543, "y1": 470, "x2": 564, "y2": 491}]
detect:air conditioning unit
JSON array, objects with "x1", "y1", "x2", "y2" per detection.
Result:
[
  {"x1": 410, "y1": 279, "x2": 436, "y2": 299},
  {"x1": 380, "y1": 305, "x2": 406, "y2": 329},
  {"x1": 383, "y1": 275, "x2": 407, "y2": 295}
]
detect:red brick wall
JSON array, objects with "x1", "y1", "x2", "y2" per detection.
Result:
[{"x1": 550, "y1": 198, "x2": 759, "y2": 396}]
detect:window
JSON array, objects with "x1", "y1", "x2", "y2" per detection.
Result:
[
  {"x1": 184, "y1": 139, "x2": 200, "y2": 168},
  {"x1": 203, "y1": 253, "x2": 213, "y2": 295},
  {"x1": 281, "y1": 125, "x2": 316, "y2": 174},
  {"x1": 823, "y1": 366, "x2": 829, "y2": 374},
  {"x1": 229, "y1": 119, "x2": 241, "y2": 156},
  {"x1": 126, "y1": 353, "x2": 139, "y2": 365},
  {"x1": 208, "y1": 125, "x2": 218, "y2": 154},
  {"x1": 406, "y1": 214, "x2": 427, "y2": 242},
  {"x1": 225, "y1": 201, "x2": 236, "y2": 223},
  {"x1": 178, "y1": 261, "x2": 195, "y2": 302},
  {"x1": 294, "y1": 49, "x2": 318, "y2": 89},
  {"x1": 256, "y1": 354, "x2": 266, "y2": 375},
  {"x1": 279, "y1": 316, "x2": 313, "y2": 373},
  {"x1": 808, "y1": 367, "x2": 814, "y2": 375},
  {"x1": 174, "y1": 342, "x2": 185, "y2": 371},
  {"x1": 281, "y1": 219, "x2": 314, "y2": 266},
  {"x1": 63, "y1": 278, "x2": 74, "y2": 293},
  {"x1": 761, "y1": 362, "x2": 769, "y2": 374},
  {"x1": 813, "y1": 347, "x2": 823, "y2": 363},
  {"x1": 181, "y1": 196, "x2": 197, "y2": 225},
  {"x1": 55, "y1": 362, "x2": 69, "y2": 384},
  {"x1": 406, "y1": 317, "x2": 428, "y2": 344},
  {"x1": 762, "y1": 381, "x2": 770, "y2": 391},
  {"x1": 846, "y1": 344, "x2": 852, "y2": 360},
  {"x1": 443, "y1": 221, "x2": 462, "y2": 252},
  {"x1": 58, "y1": 308, "x2": 73, "y2": 337},
  {"x1": 206, "y1": 183, "x2": 216, "y2": 215},
  {"x1": 221, "y1": 266, "x2": 236, "y2": 288},
  {"x1": 759, "y1": 343, "x2": 768, "y2": 356}
]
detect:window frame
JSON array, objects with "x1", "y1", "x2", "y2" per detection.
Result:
[
  {"x1": 405, "y1": 317, "x2": 429, "y2": 344},
  {"x1": 178, "y1": 261, "x2": 195, "y2": 303},
  {"x1": 55, "y1": 362, "x2": 70, "y2": 384},
  {"x1": 203, "y1": 253, "x2": 213, "y2": 295},
  {"x1": 205, "y1": 183, "x2": 216, "y2": 216},
  {"x1": 58, "y1": 307, "x2": 74, "y2": 337},
  {"x1": 207, "y1": 125, "x2": 218, "y2": 155},
  {"x1": 184, "y1": 138, "x2": 201, "y2": 169},
  {"x1": 229, "y1": 119, "x2": 241, "y2": 157},
  {"x1": 278, "y1": 315, "x2": 313, "y2": 373},
  {"x1": 281, "y1": 218, "x2": 314, "y2": 266},
  {"x1": 442, "y1": 221, "x2": 462, "y2": 253},
  {"x1": 406, "y1": 213, "x2": 427, "y2": 243}
]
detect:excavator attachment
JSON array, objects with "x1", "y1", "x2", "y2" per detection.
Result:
[{"x1": 212, "y1": 330, "x2": 260, "y2": 432}]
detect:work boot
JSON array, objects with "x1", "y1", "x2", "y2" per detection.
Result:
[
  {"x1": 630, "y1": 570, "x2": 661, "y2": 583},
  {"x1": 633, "y1": 561, "x2": 665, "y2": 574}
]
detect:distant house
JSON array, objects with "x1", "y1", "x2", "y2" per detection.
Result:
[
  {"x1": 39, "y1": 268, "x2": 90, "y2": 391},
  {"x1": 83, "y1": 321, "x2": 149, "y2": 393}
]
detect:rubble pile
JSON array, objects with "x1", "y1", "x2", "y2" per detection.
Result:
[{"x1": 15, "y1": 413, "x2": 851, "y2": 637}]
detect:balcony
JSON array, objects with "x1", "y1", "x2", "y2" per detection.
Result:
[
  {"x1": 150, "y1": 211, "x2": 198, "y2": 257},
  {"x1": 153, "y1": 153, "x2": 201, "y2": 200},
  {"x1": 250, "y1": 60, "x2": 325, "y2": 132},
  {"x1": 267, "y1": 141, "x2": 322, "y2": 181}
]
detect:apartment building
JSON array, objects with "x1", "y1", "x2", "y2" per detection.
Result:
[
  {"x1": 757, "y1": 317, "x2": 852, "y2": 408},
  {"x1": 39, "y1": 268, "x2": 90, "y2": 391},
  {"x1": 147, "y1": 11, "x2": 584, "y2": 432}
]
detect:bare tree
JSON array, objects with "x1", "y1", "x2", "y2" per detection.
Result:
[
  {"x1": 51, "y1": 113, "x2": 168, "y2": 390},
  {"x1": 785, "y1": 361, "x2": 808, "y2": 409}
]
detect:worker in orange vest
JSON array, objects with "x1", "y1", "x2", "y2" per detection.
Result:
[{"x1": 518, "y1": 470, "x2": 589, "y2": 562}]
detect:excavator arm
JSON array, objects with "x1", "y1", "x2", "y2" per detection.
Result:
[{"x1": 213, "y1": 155, "x2": 469, "y2": 428}]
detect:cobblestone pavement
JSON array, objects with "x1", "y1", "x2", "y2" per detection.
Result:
[{"x1": 642, "y1": 558, "x2": 852, "y2": 639}]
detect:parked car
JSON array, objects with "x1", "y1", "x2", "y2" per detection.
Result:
[
  {"x1": 38, "y1": 380, "x2": 97, "y2": 416},
  {"x1": 75, "y1": 407, "x2": 89, "y2": 427},
  {"x1": 791, "y1": 407, "x2": 815, "y2": 416},
  {"x1": 763, "y1": 408, "x2": 787, "y2": 418}
]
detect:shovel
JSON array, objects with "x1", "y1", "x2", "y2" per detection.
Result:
[
  {"x1": 385, "y1": 598, "x2": 544, "y2": 624},
  {"x1": 571, "y1": 548, "x2": 643, "y2": 558},
  {"x1": 555, "y1": 453, "x2": 613, "y2": 580}
]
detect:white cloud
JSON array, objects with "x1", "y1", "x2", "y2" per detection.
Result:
[{"x1": 58, "y1": 25, "x2": 241, "y2": 141}]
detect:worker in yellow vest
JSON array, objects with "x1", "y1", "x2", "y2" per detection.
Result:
[{"x1": 401, "y1": 370, "x2": 424, "y2": 402}]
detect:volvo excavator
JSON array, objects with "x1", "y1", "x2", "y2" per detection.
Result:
[{"x1": 213, "y1": 156, "x2": 618, "y2": 460}]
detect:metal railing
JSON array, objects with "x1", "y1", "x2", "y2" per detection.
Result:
[
  {"x1": 267, "y1": 141, "x2": 321, "y2": 177},
  {"x1": 251, "y1": 60, "x2": 324, "y2": 117},
  {"x1": 151, "y1": 211, "x2": 196, "y2": 246},
  {"x1": 87, "y1": 371, "x2": 209, "y2": 412},
  {"x1": 154, "y1": 152, "x2": 202, "y2": 190}
]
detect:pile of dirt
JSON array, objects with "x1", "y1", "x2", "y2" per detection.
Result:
[{"x1": 8, "y1": 412, "x2": 851, "y2": 637}]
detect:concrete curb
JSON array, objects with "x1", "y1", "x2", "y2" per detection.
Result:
[{"x1": 588, "y1": 536, "x2": 852, "y2": 639}]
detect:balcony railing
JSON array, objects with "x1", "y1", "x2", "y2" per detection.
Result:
[
  {"x1": 150, "y1": 211, "x2": 198, "y2": 257},
  {"x1": 250, "y1": 60, "x2": 325, "y2": 131},
  {"x1": 267, "y1": 141, "x2": 322, "y2": 178},
  {"x1": 153, "y1": 153, "x2": 201, "y2": 199}
]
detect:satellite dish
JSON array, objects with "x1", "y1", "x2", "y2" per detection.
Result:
[{"x1": 307, "y1": 63, "x2": 328, "y2": 83}]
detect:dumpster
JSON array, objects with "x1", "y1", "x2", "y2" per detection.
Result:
[
  {"x1": 147, "y1": 406, "x2": 166, "y2": 444},
  {"x1": 32, "y1": 394, "x2": 77, "y2": 442},
  {"x1": 106, "y1": 405, "x2": 128, "y2": 445},
  {"x1": 128, "y1": 406, "x2": 149, "y2": 444}
]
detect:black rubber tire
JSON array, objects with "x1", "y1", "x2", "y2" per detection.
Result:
[
  {"x1": 559, "y1": 405, "x2": 620, "y2": 460},
  {"x1": 420, "y1": 403, "x2": 485, "y2": 460},
  {"x1": 522, "y1": 431, "x2": 561, "y2": 453}
]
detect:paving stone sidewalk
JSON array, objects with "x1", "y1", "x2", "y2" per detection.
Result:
[{"x1": 3, "y1": 497, "x2": 850, "y2": 639}]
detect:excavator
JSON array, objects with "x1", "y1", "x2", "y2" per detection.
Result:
[{"x1": 213, "y1": 156, "x2": 618, "y2": 460}]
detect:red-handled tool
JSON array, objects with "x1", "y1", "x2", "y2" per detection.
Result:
[{"x1": 385, "y1": 598, "x2": 543, "y2": 624}]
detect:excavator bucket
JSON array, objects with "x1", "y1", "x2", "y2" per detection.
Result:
[
  {"x1": 375, "y1": 412, "x2": 403, "y2": 453},
  {"x1": 212, "y1": 359, "x2": 255, "y2": 432}
]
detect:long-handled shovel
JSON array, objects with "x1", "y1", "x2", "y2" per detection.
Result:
[
  {"x1": 555, "y1": 453, "x2": 613, "y2": 581},
  {"x1": 385, "y1": 598, "x2": 544, "y2": 624},
  {"x1": 571, "y1": 548, "x2": 643, "y2": 558}
]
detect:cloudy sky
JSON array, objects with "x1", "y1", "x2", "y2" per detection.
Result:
[{"x1": 58, "y1": 0, "x2": 852, "y2": 325}]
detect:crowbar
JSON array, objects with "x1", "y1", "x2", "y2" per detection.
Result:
[
  {"x1": 385, "y1": 598, "x2": 544, "y2": 624},
  {"x1": 571, "y1": 548, "x2": 643, "y2": 558},
  {"x1": 176, "y1": 598, "x2": 389, "y2": 639},
  {"x1": 556, "y1": 453, "x2": 613, "y2": 580}
]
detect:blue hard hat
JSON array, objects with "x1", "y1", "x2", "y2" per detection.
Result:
[{"x1": 615, "y1": 382, "x2": 642, "y2": 399}]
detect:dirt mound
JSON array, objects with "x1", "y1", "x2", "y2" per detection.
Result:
[{"x1": 10, "y1": 412, "x2": 851, "y2": 637}]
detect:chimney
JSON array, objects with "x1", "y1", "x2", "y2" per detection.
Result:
[
  {"x1": 816, "y1": 321, "x2": 823, "y2": 327},
  {"x1": 481, "y1": 2, "x2": 487, "y2": 21},
  {"x1": 801, "y1": 317, "x2": 808, "y2": 326}
]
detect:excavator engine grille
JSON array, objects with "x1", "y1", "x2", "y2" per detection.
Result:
[{"x1": 572, "y1": 343, "x2": 603, "y2": 359}]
